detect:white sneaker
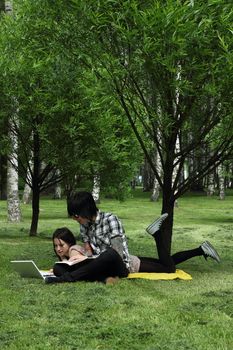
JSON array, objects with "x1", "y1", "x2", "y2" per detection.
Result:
[
  {"x1": 146, "y1": 213, "x2": 168, "y2": 235},
  {"x1": 201, "y1": 241, "x2": 221, "y2": 263}
]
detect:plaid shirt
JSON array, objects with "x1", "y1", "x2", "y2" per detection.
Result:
[{"x1": 79, "y1": 211, "x2": 130, "y2": 269}]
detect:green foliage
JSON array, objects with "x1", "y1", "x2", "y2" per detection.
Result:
[
  {"x1": 0, "y1": 0, "x2": 233, "y2": 239},
  {"x1": 60, "y1": 0, "x2": 233, "y2": 197},
  {"x1": 0, "y1": 0, "x2": 142, "y2": 198}
]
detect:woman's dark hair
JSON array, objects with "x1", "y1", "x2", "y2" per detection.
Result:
[
  {"x1": 67, "y1": 191, "x2": 98, "y2": 220},
  {"x1": 52, "y1": 227, "x2": 76, "y2": 259}
]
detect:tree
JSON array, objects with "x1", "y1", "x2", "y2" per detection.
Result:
[
  {"x1": 0, "y1": 1, "x2": 79, "y2": 234},
  {"x1": 0, "y1": 0, "x2": 142, "y2": 234},
  {"x1": 0, "y1": 0, "x2": 22, "y2": 221},
  {"x1": 59, "y1": 0, "x2": 233, "y2": 250}
]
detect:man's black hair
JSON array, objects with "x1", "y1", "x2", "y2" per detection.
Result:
[{"x1": 67, "y1": 191, "x2": 98, "y2": 220}]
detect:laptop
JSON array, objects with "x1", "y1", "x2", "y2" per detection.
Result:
[{"x1": 11, "y1": 260, "x2": 54, "y2": 280}]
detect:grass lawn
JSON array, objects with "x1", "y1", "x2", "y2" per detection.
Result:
[{"x1": 0, "y1": 189, "x2": 233, "y2": 350}]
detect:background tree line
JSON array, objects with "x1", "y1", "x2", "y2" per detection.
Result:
[{"x1": 0, "y1": 0, "x2": 232, "y2": 249}]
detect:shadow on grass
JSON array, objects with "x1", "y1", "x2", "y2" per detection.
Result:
[
  {"x1": 0, "y1": 227, "x2": 50, "y2": 240},
  {"x1": 185, "y1": 217, "x2": 233, "y2": 225},
  {"x1": 0, "y1": 227, "x2": 81, "y2": 242}
]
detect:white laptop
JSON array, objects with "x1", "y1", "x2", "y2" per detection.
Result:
[{"x1": 11, "y1": 260, "x2": 54, "y2": 280}]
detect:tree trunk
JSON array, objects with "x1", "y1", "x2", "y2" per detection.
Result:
[
  {"x1": 230, "y1": 165, "x2": 233, "y2": 189},
  {"x1": 54, "y1": 182, "x2": 62, "y2": 199},
  {"x1": 151, "y1": 176, "x2": 160, "y2": 202},
  {"x1": 29, "y1": 123, "x2": 41, "y2": 236},
  {"x1": 5, "y1": 3, "x2": 21, "y2": 221},
  {"x1": 22, "y1": 157, "x2": 33, "y2": 204},
  {"x1": 143, "y1": 157, "x2": 153, "y2": 192},
  {"x1": 7, "y1": 160, "x2": 21, "y2": 222},
  {"x1": 207, "y1": 171, "x2": 215, "y2": 196},
  {"x1": 150, "y1": 150, "x2": 161, "y2": 201},
  {"x1": 0, "y1": 0, "x2": 5, "y2": 13},
  {"x1": 92, "y1": 174, "x2": 100, "y2": 203},
  {"x1": 22, "y1": 167, "x2": 32, "y2": 204},
  {"x1": 183, "y1": 161, "x2": 189, "y2": 182},
  {"x1": 161, "y1": 191, "x2": 174, "y2": 255},
  {"x1": 218, "y1": 164, "x2": 225, "y2": 200},
  {"x1": 0, "y1": 155, "x2": 7, "y2": 200},
  {"x1": 30, "y1": 186, "x2": 40, "y2": 236},
  {"x1": 22, "y1": 182, "x2": 32, "y2": 204},
  {"x1": 161, "y1": 161, "x2": 175, "y2": 254},
  {"x1": 172, "y1": 136, "x2": 180, "y2": 208},
  {"x1": 7, "y1": 114, "x2": 21, "y2": 223},
  {"x1": 54, "y1": 170, "x2": 62, "y2": 199},
  {"x1": 5, "y1": 1, "x2": 12, "y2": 13}
]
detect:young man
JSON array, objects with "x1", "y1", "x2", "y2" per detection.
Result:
[{"x1": 67, "y1": 191, "x2": 130, "y2": 269}]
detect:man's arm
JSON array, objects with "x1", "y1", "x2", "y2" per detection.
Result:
[
  {"x1": 107, "y1": 214, "x2": 127, "y2": 260},
  {"x1": 83, "y1": 242, "x2": 93, "y2": 257},
  {"x1": 80, "y1": 225, "x2": 93, "y2": 256},
  {"x1": 110, "y1": 236, "x2": 125, "y2": 260}
]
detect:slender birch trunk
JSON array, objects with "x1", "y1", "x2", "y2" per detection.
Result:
[
  {"x1": 22, "y1": 182, "x2": 32, "y2": 204},
  {"x1": 207, "y1": 172, "x2": 215, "y2": 196},
  {"x1": 92, "y1": 174, "x2": 100, "y2": 203},
  {"x1": 54, "y1": 170, "x2": 62, "y2": 199},
  {"x1": 150, "y1": 150, "x2": 161, "y2": 201},
  {"x1": 151, "y1": 176, "x2": 160, "y2": 202},
  {"x1": 5, "y1": 0, "x2": 21, "y2": 222},
  {"x1": 5, "y1": 1, "x2": 12, "y2": 14},
  {"x1": 143, "y1": 157, "x2": 153, "y2": 192},
  {"x1": 172, "y1": 66, "x2": 181, "y2": 207},
  {"x1": 172, "y1": 136, "x2": 180, "y2": 208},
  {"x1": 7, "y1": 115, "x2": 21, "y2": 222},
  {"x1": 218, "y1": 164, "x2": 225, "y2": 200},
  {"x1": 22, "y1": 158, "x2": 33, "y2": 204}
]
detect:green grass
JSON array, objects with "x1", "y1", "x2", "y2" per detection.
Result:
[{"x1": 0, "y1": 189, "x2": 233, "y2": 350}]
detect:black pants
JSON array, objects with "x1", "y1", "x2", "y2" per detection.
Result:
[
  {"x1": 139, "y1": 231, "x2": 203, "y2": 273},
  {"x1": 53, "y1": 248, "x2": 129, "y2": 282}
]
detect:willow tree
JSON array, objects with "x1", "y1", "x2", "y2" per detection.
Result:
[{"x1": 61, "y1": 0, "x2": 233, "y2": 250}]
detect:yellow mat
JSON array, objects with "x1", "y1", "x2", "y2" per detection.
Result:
[{"x1": 127, "y1": 269, "x2": 192, "y2": 281}]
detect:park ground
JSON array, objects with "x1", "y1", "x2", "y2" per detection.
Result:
[{"x1": 0, "y1": 189, "x2": 233, "y2": 350}]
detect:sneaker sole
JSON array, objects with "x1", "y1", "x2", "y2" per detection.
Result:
[
  {"x1": 146, "y1": 213, "x2": 168, "y2": 235},
  {"x1": 202, "y1": 241, "x2": 221, "y2": 263}
]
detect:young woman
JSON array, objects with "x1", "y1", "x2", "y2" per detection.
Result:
[
  {"x1": 45, "y1": 223, "x2": 220, "y2": 284},
  {"x1": 46, "y1": 227, "x2": 128, "y2": 284}
]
